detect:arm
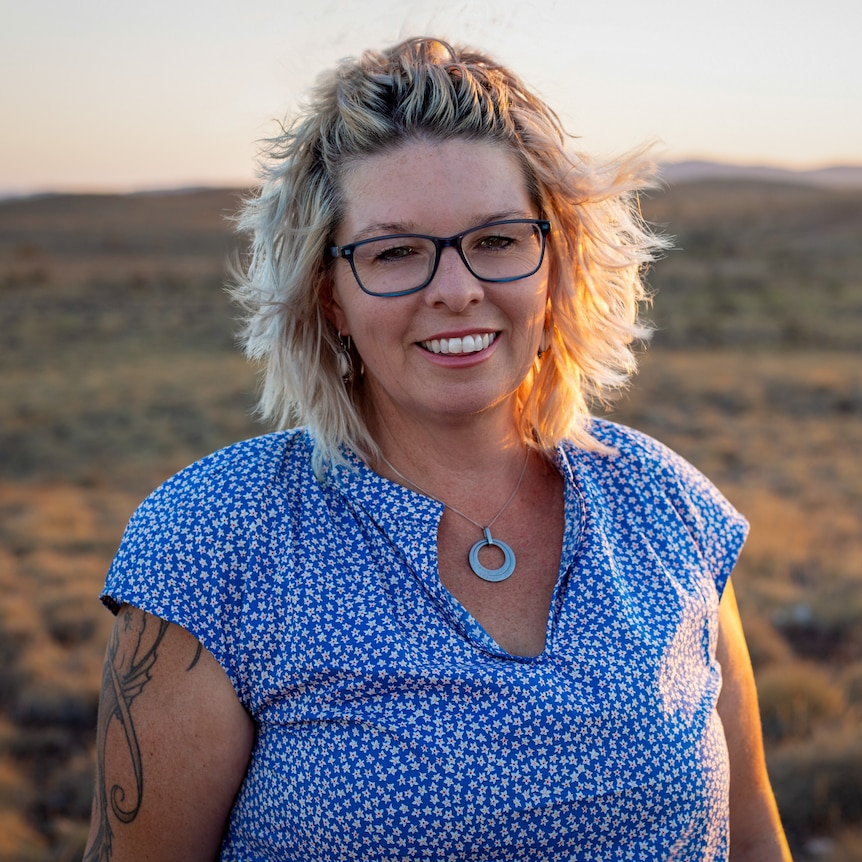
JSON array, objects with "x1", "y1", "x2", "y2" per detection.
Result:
[
  {"x1": 717, "y1": 579, "x2": 792, "y2": 861},
  {"x1": 83, "y1": 604, "x2": 254, "y2": 861}
]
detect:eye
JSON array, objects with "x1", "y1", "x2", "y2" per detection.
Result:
[
  {"x1": 471, "y1": 232, "x2": 517, "y2": 253},
  {"x1": 374, "y1": 244, "x2": 418, "y2": 263},
  {"x1": 352, "y1": 236, "x2": 436, "y2": 267},
  {"x1": 481, "y1": 234, "x2": 513, "y2": 249}
]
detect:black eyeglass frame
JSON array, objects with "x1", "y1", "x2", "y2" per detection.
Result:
[{"x1": 328, "y1": 218, "x2": 552, "y2": 297}]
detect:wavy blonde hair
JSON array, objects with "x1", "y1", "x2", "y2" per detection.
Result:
[{"x1": 230, "y1": 37, "x2": 670, "y2": 475}]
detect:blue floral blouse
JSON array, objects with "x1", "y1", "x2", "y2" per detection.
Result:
[{"x1": 102, "y1": 419, "x2": 747, "y2": 860}]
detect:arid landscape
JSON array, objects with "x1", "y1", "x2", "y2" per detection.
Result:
[{"x1": 1, "y1": 177, "x2": 861, "y2": 860}]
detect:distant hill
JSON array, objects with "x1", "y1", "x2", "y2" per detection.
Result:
[
  {"x1": 660, "y1": 160, "x2": 862, "y2": 189},
  {"x1": 4, "y1": 161, "x2": 862, "y2": 201}
]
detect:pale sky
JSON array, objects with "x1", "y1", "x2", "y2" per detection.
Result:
[{"x1": 2, "y1": 0, "x2": 860, "y2": 194}]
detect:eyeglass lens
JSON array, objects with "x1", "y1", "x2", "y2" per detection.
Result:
[{"x1": 350, "y1": 220, "x2": 545, "y2": 296}]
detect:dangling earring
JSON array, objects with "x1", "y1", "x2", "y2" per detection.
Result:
[
  {"x1": 537, "y1": 327, "x2": 552, "y2": 360},
  {"x1": 336, "y1": 332, "x2": 354, "y2": 383}
]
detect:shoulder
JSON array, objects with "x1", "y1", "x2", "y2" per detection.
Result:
[
  {"x1": 131, "y1": 429, "x2": 312, "y2": 524},
  {"x1": 560, "y1": 419, "x2": 748, "y2": 593},
  {"x1": 561, "y1": 418, "x2": 698, "y2": 484},
  {"x1": 104, "y1": 429, "x2": 314, "y2": 611},
  {"x1": 154, "y1": 428, "x2": 310, "y2": 499},
  {"x1": 563, "y1": 417, "x2": 738, "y2": 512},
  {"x1": 102, "y1": 430, "x2": 316, "y2": 690}
]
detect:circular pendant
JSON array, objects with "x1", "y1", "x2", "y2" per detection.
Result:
[{"x1": 468, "y1": 527, "x2": 516, "y2": 582}]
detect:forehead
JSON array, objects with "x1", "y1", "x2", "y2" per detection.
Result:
[{"x1": 337, "y1": 138, "x2": 533, "y2": 236}]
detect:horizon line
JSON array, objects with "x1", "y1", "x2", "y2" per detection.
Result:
[{"x1": 3, "y1": 159, "x2": 862, "y2": 201}]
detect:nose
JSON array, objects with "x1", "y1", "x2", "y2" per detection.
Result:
[{"x1": 422, "y1": 246, "x2": 484, "y2": 311}]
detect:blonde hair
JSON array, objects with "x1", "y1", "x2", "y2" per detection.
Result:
[{"x1": 230, "y1": 37, "x2": 669, "y2": 475}]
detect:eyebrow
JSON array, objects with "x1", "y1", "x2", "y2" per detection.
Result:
[{"x1": 349, "y1": 210, "x2": 534, "y2": 243}]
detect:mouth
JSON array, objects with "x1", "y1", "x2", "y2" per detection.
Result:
[{"x1": 419, "y1": 333, "x2": 497, "y2": 356}]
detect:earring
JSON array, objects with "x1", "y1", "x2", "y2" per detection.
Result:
[
  {"x1": 537, "y1": 327, "x2": 552, "y2": 360},
  {"x1": 336, "y1": 332, "x2": 354, "y2": 383}
]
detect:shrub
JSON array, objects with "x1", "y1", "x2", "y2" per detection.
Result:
[
  {"x1": 757, "y1": 662, "x2": 844, "y2": 743},
  {"x1": 41, "y1": 596, "x2": 98, "y2": 648},
  {"x1": 770, "y1": 734, "x2": 862, "y2": 841},
  {"x1": 840, "y1": 662, "x2": 862, "y2": 707},
  {"x1": 0, "y1": 809, "x2": 47, "y2": 862},
  {"x1": 815, "y1": 829, "x2": 862, "y2": 862},
  {"x1": 744, "y1": 613, "x2": 793, "y2": 670},
  {"x1": 10, "y1": 684, "x2": 98, "y2": 732}
]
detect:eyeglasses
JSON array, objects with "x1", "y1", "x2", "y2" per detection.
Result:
[{"x1": 329, "y1": 218, "x2": 551, "y2": 297}]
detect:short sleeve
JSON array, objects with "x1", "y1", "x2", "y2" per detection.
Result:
[
  {"x1": 588, "y1": 420, "x2": 749, "y2": 599},
  {"x1": 101, "y1": 436, "x2": 290, "y2": 704}
]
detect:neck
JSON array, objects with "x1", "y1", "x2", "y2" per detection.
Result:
[
  {"x1": 372, "y1": 405, "x2": 524, "y2": 477},
  {"x1": 367, "y1": 406, "x2": 534, "y2": 530}
]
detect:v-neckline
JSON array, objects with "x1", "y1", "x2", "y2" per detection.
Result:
[{"x1": 331, "y1": 446, "x2": 586, "y2": 661}]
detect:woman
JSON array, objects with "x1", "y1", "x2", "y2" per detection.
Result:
[{"x1": 84, "y1": 37, "x2": 791, "y2": 861}]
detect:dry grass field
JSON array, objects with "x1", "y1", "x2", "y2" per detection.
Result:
[{"x1": 1, "y1": 180, "x2": 861, "y2": 860}]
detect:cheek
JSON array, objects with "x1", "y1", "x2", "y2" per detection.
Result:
[{"x1": 333, "y1": 293, "x2": 400, "y2": 357}]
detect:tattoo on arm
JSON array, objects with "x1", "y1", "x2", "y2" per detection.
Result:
[
  {"x1": 84, "y1": 611, "x2": 198, "y2": 861},
  {"x1": 187, "y1": 642, "x2": 203, "y2": 672}
]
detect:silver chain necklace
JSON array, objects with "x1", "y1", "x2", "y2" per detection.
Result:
[{"x1": 380, "y1": 450, "x2": 530, "y2": 583}]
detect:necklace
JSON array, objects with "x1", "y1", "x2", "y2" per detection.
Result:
[{"x1": 380, "y1": 450, "x2": 530, "y2": 583}]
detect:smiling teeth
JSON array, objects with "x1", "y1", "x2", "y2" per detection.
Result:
[{"x1": 422, "y1": 333, "x2": 496, "y2": 355}]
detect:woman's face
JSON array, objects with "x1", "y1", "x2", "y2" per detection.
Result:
[{"x1": 326, "y1": 137, "x2": 550, "y2": 433}]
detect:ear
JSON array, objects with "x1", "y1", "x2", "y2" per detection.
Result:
[{"x1": 320, "y1": 278, "x2": 350, "y2": 335}]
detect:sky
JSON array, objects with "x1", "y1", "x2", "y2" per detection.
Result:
[{"x1": 2, "y1": 0, "x2": 860, "y2": 194}]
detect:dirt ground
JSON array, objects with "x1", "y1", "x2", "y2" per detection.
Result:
[{"x1": 1, "y1": 183, "x2": 860, "y2": 860}]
